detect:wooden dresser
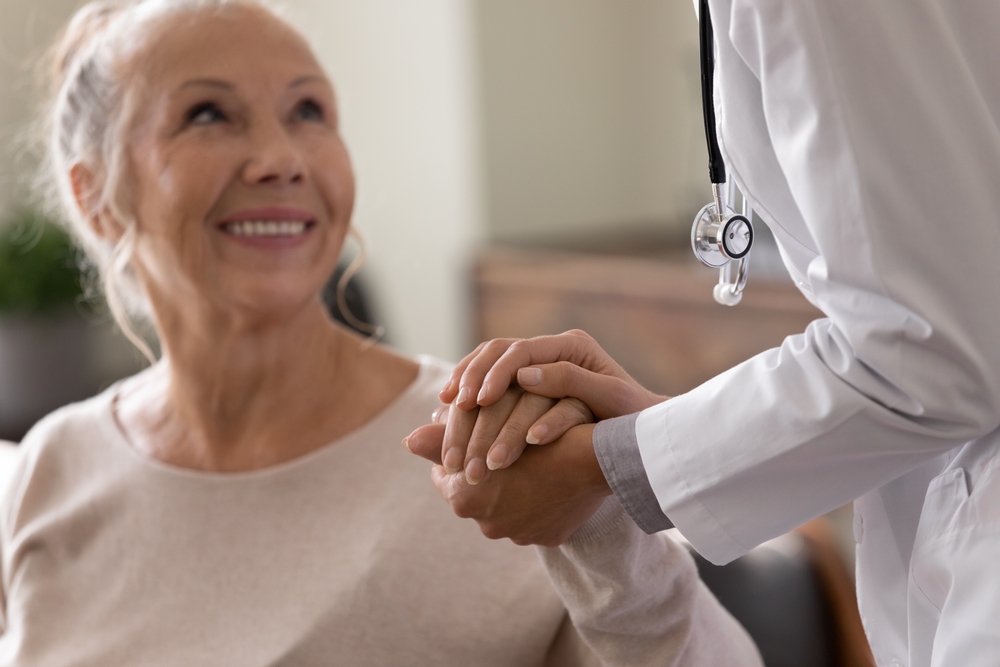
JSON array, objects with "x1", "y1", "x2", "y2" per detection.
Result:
[{"x1": 474, "y1": 244, "x2": 822, "y2": 397}]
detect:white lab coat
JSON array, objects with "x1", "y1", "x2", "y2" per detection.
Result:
[{"x1": 637, "y1": 2, "x2": 1000, "y2": 666}]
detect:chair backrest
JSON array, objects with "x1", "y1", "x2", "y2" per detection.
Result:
[
  {"x1": 692, "y1": 532, "x2": 837, "y2": 667},
  {"x1": 690, "y1": 521, "x2": 874, "y2": 667}
]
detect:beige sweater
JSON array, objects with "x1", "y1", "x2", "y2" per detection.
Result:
[{"x1": 0, "y1": 357, "x2": 760, "y2": 667}]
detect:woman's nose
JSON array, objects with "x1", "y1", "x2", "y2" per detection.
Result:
[{"x1": 241, "y1": 120, "x2": 305, "y2": 185}]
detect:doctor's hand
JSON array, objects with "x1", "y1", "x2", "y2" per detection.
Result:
[
  {"x1": 436, "y1": 330, "x2": 667, "y2": 466},
  {"x1": 410, "y1": 422, "x2": 612, "y2": 547}
]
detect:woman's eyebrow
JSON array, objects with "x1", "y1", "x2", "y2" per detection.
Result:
[
  {"x1": 175, "y1": 78, "x2": 234, "y2": 94},
  {"x1": 289, "y1": 75, "x2": 328, "y2": 89}
]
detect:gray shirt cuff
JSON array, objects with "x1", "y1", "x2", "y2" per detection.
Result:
[{"x1": 593, "y1": 413, "x2": 673, "y2": 534}]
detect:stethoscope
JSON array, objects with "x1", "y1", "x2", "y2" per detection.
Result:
[{"x1": 691, "y1": 0, "x2": 754, "y2": 306}]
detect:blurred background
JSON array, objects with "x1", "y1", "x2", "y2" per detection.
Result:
[
  {"x1": 0, "y1": 4, "x2": 873, "y2": 665},
  {"x1": 0, "y1": 0, "x2": 707, "y2": 368}
]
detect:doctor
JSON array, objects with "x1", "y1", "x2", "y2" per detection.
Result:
[{"x1": 406, "y1": 1, "x2": 1000, "y2": 666}]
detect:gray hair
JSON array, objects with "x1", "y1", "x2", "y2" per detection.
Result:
[{"x1": 40, "y1": 0, "x2": 287, "y2": 363}]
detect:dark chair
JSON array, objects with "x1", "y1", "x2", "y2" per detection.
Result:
[{"x1": 690, "y1": 519, "x2": 874, "y2": 667}]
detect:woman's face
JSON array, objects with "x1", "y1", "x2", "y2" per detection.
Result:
[{"x1": 124, "y1": 7, "x2": 354, "y2": 325}]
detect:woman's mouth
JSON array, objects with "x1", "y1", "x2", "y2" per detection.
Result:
[
  {"x1": 216, "y1": 207, "x2": 318, "y2": 248},
  {"x1": 222, "y1": 220, "x2": 314, "y2": 237}
]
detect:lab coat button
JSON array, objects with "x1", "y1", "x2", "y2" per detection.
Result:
[
  {"x1": 853, "y1": 513, "x2": 864, "y2": 543},
  {"x1": 889, "y1": 661, "x2": 904, "y2": 667}
]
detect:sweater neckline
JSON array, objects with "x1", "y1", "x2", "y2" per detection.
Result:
[{"x1": 97, "y1": 355, "x2": 441, "y2": 483}]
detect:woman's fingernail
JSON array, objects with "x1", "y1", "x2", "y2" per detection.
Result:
[
  {"x1": 431, "y1": 406, "x2": 446, "y2": 423},
  {"x1": 443, "y1": 448, "x2": 463, "y2": 474},
  {"x1": 526, "y1": 424, "x2": 548, "y2": 445},
  {"x1": 402, "y1": 437, "x2": 411, "y2": 451},
  {"x1": 486, "y1": 443, "x2": 509, "y2": 470},
  {"x1": 465, "y1": 458, "x2": 487, "y2": 485},
  {"x1": 457, "y1": 386, "x2": 471, "y2": 406},
  {"x1": 477, "y1": 381, "x2": 491, "y2": 404},
  {"x1": 442, "y1": 378, "x2": 454, "y2": 395},
  {"x1": 518, "y1": 367, "x2": 542, "y2": 386}
]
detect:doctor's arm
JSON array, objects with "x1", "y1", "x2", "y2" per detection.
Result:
[{"x1": 426, "y1": 1, "x2": 1000, "y2": 566}]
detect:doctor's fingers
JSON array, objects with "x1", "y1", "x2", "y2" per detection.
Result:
[
  {"x1": 440, "y1": 338, "x2": 522, "y2": 408},
  {"x1": 486, "y1": 397, "x2": 593, "y2": 471},
  {"x1": 465, "y1": 330, "x2": 633, "y2": 410},
  {"x1": 517, "y1": 362, "x2": 667, "y2": 420},
  {"x1": 439, "y1": 341, "x2": 490, "y2": 404},
  {"x1": 461, "y1": 387, "x2": 530, "y2": 485}
]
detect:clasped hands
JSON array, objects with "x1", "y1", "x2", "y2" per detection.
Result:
[{"x1": 404, "y1": 330, "x2": 667, "y2": 547}]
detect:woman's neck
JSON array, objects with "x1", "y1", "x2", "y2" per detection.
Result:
[{"x1": 116, "y1": 300, "x2": 417, "y2": 471}]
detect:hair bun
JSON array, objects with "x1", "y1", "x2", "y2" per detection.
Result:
[{"x1": 50, "y1": 2, "x2": 124, "y2": 85}]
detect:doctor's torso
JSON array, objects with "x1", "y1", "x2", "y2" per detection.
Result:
[{"x1": 706, "y1": 1, "x2": 1000, "y2": 666}]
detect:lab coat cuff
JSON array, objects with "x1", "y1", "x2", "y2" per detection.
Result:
[
  {"x1": 636, "y1": 401, "x2": 748, "y2": 565},
  {"x1": 594, "y1": 414, "x2": 674, "y2": 534}
]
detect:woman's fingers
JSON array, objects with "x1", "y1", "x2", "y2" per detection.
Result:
[
  {"x1": 522, "y1": 397, "x2": 593, "y2": 446},
  {"x1": 516, "y1": 361, "x2": 667, "y2": 419},
  {"x1": 481, "y1": 392, "x2": 559, "y2": 471},
  {"x1": 404, "y1": 423, "x2": 445, "y2": 464},
  {"x1": 441, "y1": 402, "x2": 479, "y2": 474},
  {"x1": 487, "y1": 397, "x2": 593, "y2": 470},
  {"x1": 428, "y1": 424, "x2": 611, "y2": 548},
  {"x1": 462, "y1": 387, "x2": 527, "y2": 485}
]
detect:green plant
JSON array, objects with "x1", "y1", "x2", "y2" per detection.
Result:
[{"x1": 0, "y1": 208, "x2": 84, "y2": 314}]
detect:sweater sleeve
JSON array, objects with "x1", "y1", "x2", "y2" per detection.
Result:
[{"x1": 537, "y1": 497, "x2": 763, "y2": 667}]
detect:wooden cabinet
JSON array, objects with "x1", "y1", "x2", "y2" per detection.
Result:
[{"x1": 474, "y1": 245, "x2": 823, "y2": 397}]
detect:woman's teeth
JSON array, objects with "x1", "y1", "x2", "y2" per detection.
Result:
[{"x1": 224, "y1": 221, "x2": 309, "y2": 237}]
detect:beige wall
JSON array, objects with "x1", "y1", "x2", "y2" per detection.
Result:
[
  {"x1": 476, "y1": 0, "x2": 709, "y2": 243},
  {"x1": 0, "y1": 0, "x2": 80, "y2": 214},
  {"x1": 280, "y1": 0, "x2": 488, "y2": 360}
]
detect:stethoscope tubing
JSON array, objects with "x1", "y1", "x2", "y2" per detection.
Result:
[{"x1": 699, "y1": 0, "x2": 726, "y2": 186}]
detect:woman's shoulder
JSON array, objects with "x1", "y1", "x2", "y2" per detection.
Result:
[
  {"x1": 5, "y1": 373, "x2": 142, "y2": 523},
  {"x1": 19, "y1": 369, "x2": 141, "y2": 457},
  {"x1": 18, "y1": 393, "x2": 114, "y2": 467}
]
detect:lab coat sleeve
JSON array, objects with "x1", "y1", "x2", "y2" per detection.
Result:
[
  {"x1": 537, "y1": 496, "x2": 763, "y2": 667},
  {"x1": 593, "y1": 415, "x2": 673, "y2": 534},
  {"x1": 638, "y1": 0, "x2": 1000, "y2": 564}
]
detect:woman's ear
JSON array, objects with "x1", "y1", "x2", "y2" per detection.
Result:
[{"x1": 70, "y1": 162, "x2": 124, "y2": 242}]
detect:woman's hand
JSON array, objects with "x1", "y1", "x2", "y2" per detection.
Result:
[
  {"x1": 431, "y1": 330, "x2": 667, "y2": 472},
  {"x1": 408, "y1": 386, "x2": 593, "y2": 485},
  {"x1": 408, "y1": 422, "x2": 612, "y2": 547}
]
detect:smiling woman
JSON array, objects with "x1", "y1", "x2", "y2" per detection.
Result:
[{"x1": 0, "y1": 1, "x2": 763, "y2": 665}]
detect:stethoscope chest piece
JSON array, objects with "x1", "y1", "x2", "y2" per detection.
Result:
[{"x1": 691, "y1": 202, "x2": 753, "y2": 268}]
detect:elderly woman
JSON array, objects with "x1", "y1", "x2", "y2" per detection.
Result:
[{"x1": 0, "y1": 1, "x2": 763, "y2": 665}]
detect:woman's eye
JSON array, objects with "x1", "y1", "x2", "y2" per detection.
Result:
[
  {"x1": 294, "y1": 99, "x2": 325, "y2": 123},
  {"x1": 186, "y1": 103, "x2": 227, "y2": 126}
]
